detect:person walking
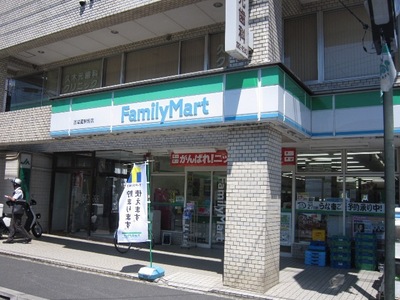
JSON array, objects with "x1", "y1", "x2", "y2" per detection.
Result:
[{"x1": 3, "y1": 178, "x2": 32, "y2": 244}]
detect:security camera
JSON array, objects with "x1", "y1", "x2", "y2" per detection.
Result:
[{"x1": 79, "y1": 0, "x2": 86, "y2": 6}]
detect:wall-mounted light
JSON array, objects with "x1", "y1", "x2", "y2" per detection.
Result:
[{"x1": 213, "y1": 2, "x2": 223, "y2": 8}]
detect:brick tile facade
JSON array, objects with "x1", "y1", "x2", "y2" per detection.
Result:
[{"x1": 224, "y1": 125, "x2": 281, "y2": 293}]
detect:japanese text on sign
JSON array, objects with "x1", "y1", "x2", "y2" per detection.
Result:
[
  {"x1": 282, "y1": 148, "x2": 296, "y2": 165},
  {"x1": 296, "y1": 200, "x2": 385, "y2": 213},
  {"x1": 225, "y1": 0, "x2": 249, "y2": 60},
  {"x1": 170, "y1": 150, "x2": 228, "y2": 167}
]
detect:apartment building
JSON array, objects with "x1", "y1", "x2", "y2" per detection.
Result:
[{"x1": 0, "y1": 0, "x2": 398, "y2": 293}]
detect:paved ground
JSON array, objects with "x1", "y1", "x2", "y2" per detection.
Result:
[{"x1": 0, "y1": 234, "x2": 385, "y2": 299}]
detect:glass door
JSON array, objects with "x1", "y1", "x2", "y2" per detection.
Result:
[
  {"x1": 52, "y1": 172, "x2": 71, "y2": 232},
  {"x1": 186, "y1": 171, "x2": 212, "y2": 247},
  {"x1": 69, "y1": 171, "x2": 92, "y2": 235},
  {"x1": 186, "y1": 169, "x2": 227, "y2": 248}
]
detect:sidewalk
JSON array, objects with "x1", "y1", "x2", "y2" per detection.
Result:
[{"x1": 0, "y1": 234, "x2": 384, "y2": 299}]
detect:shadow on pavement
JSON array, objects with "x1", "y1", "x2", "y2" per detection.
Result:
[{"x1": 40, "y1": 234, "x2": 224, "y2": 274}]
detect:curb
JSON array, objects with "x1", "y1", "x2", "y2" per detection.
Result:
[{"x1": 0, "y1": 249, "x2": 270, "y2": 300}]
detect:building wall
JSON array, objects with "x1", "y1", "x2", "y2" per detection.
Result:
[
  {"x1": 0, "y1": 106, "x2": 51, "y2": 146},
  {"x1": 224, "y1": 125, "x2": 282, "y2": 293},
  {"x1": 30, "y1": 153, "x2": 53, "y2": 233}
]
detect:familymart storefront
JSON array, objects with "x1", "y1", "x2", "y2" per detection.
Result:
[{"x1": 47, "y1": 64, "x2": 400, "y2": 290}]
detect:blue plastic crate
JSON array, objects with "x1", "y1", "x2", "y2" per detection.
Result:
[
  {"x1": 305, "y1": 250, "x2": 326, "y2": 266},
  {"x1": 355, "y1": 233, "x2": 376, "y2": 241},
  {"x1": 329, "y1": 235, "x2": 351, "y2": 242},
  {"x1": 331, "y1": 260, "x2": 351, "y2": 269},
  {"x1": 355, "y1": 247, "x2": 376, "y2": 256},
  {"x1": 308, "y1": 241, "x2": 327, "y2": 251},
  {"x1": 330, "y1": 245, "x2": 351, "y2": 253},
  {"x1": 331, "y1": 252, "x2": 352, "y2": 262},
  {"x1": 355, "y1": 240, "x2": 377, "y2": 249},
  {"x1": 329, "y1": 236, "x2": 351, "y2": 248},
  {"x1": 355, "y1": 262, "x2": 376, "y2": 271},
  {"x1": 355, "y1": 256, "x2": 376, "y2": 264}
]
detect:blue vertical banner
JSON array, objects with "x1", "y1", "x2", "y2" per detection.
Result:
[{"x1": 117, "y1": 163, "x2": 148, "y2": 243}]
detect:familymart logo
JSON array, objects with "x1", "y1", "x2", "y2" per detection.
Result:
[{"x1": 121, "y1": 97, "x2": 210, "y2": 124}]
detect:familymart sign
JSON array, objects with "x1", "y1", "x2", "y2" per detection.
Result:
[
  {"x1": 50, "y1": 78, "x2": 225, "y2": 137},
  {"x1": 49, "y1": 67, "x2": 314, "y2": 138}
]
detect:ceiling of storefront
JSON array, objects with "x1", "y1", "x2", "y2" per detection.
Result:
[{"x1": 11, "y1": 0, "x2": 226, "y2": 67}]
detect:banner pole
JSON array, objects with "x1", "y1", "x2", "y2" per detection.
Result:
[
  {"x1": 138, "y1": 159, "x2": 165, "y2": 281},
  {"x1": 146, "y1": 160, "x2": 153, "y2": 268}
]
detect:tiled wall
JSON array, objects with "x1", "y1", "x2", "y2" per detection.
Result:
[{"x1": 224, "y1": 125, "x2": 282, "y2": 293}]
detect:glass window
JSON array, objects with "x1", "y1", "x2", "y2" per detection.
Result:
[
  {"x1": 180, "y1": 37, "x2": 205, "y2": 73},
  {"x1": 45, "y1": 69, "x2": 60, "y2": 99},
  {"x1": 295, "y1": 175, "x2": 342, "y2": 242},
  {"x1": 297, "y1": 151, "x2": 342, "y2": 173},
  {"x1": 346, "y1": 150, "x2": 385, "y2": 173},
  {"x1": 103, "y1": 55, "x2": 121, "y2": 86},
  {"x1": 7, "y1": 70, "x2": 59, "y2": 111},
  {"x1": 324, "y1": 6, "x2": 379, "y2": 80},
  {"x1": 125, "y1": 43, "x2": 179, "y2": 83},
  {"x1": 209, "y1": 33, "x2": 229, "y2": 69},
  {"x1": 345, "y1": 176, "x2": 384, "y2": 203},
  {"x1": 55, "y1": 154, "x2": 72, "y2": 168},
  {"x1": 281, "y1": 171, "x2": 293, "y2": 209},
  {"x1": 284, "y1": 14, "x2": 317, "y2": 81},
  {"x1": 152, "y1": 174, "x2": 185, "y2": 231},
  {"x1": 61, "y1": 60, "x2": 102, "y2": 94}
]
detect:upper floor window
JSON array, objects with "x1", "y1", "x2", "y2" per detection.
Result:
[
  {"x1": 284, "y1": 14, "x2": 317, "y2": 82},
  {"x1": 7, "y1": 32, "x2": 228, "y2": 111},
  {"x1": 323, "y1": 6, "x2": 378, "y2": 80},
  {"x1": 61, "y1": 60, "x2": 102, "y2": 94},
  {"x1": 7, "y1": 69, "x2": 59, "y2": 111},
  {"x1": 284, "y1": 5, "x2": 380, "y2": 82},
  {"x1": 104, "y1": 55, "x2": 122, "y2": 87},
  {"x1": 125, "y1": 43, "x2": 179, "y2": 83}
]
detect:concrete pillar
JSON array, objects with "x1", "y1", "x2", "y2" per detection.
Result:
[
  {"x1": 249, "y1": 0, "x2": 283, "y2": 64},
  {"x1": 224, "y1": 125, "x2": 282, "y2": 293}
]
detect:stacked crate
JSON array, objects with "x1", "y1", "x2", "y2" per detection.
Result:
[
  {"x1": 355, "y1": 233, "x2": 377, "y2": 271},
  {"x1": 329, "y1": 236, "x2": 352, "y2": 269},
  {"x1": 305, "y1": 241, "x2": 327, "y2": 267}
]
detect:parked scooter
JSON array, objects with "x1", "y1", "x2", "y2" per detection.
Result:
[
  {"x1": 0, "y1": 198, "x2": 43, "y2": 239},
  {"x1": 0, "y1": 211, "x2": 11, "y2": 239},
  {"x1": 24, "y1": 199, "x2": 43, "y2": 238}
]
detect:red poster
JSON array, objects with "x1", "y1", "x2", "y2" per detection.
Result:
[
  {"x1": 282, "y1": 148, "x2": 296, "y2": 165},
  {"x1": 170, "y1": 150, "x2": 228, "y2": 167}
]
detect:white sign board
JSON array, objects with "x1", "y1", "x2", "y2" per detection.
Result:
[{"x1": 225, "y1": 0, "x2": 249, "y2": 60}]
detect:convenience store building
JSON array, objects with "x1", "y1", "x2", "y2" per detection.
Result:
[{"x1": 0, "y1": 0, "x2": 399, "y2": 293}]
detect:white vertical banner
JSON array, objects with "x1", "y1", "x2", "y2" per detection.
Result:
[
  {"x1": 225, "y1": 0, "x2": 249, "y2": 60},
  {"x1": 117, "y1": 163, "x2": 148, "y2": 243},
  {"x1": 380, "y1": 43, "x2": 397, "y2": 92}
]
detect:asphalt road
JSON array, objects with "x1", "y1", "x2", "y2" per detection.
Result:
[{"x1": 0, "y1": 254, "x2": 233, "y2": 300}]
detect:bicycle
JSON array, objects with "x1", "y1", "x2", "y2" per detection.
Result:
[
  {"x1": 114, "y1": 230, "x2": 132, "y2": 253},
  {"x1": 113, "y1": 230, "x2": 155, "y2": 253}
]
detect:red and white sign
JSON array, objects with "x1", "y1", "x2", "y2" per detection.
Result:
[
  {"x1": 170, "y1": 150, "x2": 228, "y2": 167},
  {"x1": 282, "y1": 148, "x2": 296, "y2": 165}
]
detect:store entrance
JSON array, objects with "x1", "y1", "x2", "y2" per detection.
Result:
[
  {"x1": 186, "y1": 169, "x2": 226, "y2": 248},
  {"x1": 52, "y1": 170, "x2": 93, "y2": 235}
]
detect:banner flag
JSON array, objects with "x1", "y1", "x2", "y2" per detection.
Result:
[
  {"x1": 117, "y1": 163, "x2": 148, "y2": 243},
  {"x1": 380, "y1": 43, "x2": 397, "y2": 92}
]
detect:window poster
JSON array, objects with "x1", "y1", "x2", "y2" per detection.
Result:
[{"x1": 281, "y1": 212, "x2": 292, "y2": 246}]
